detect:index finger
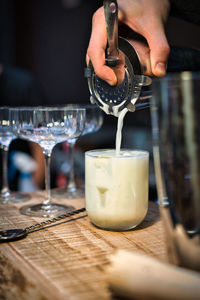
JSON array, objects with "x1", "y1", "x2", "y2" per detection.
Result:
[{"x1": 86, "y1": 8, "x2": 117, "y2": 86}]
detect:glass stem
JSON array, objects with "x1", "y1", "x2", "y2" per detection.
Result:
[
  {"x1": 1, "y1": 147, "x2": 11, "y2": 198},
  {"x1": 43, "y1": 152, "x2": 51, "y2": 206},
  {"x1": 67, "y1": 140, "x2": 77, "y2": 190}
]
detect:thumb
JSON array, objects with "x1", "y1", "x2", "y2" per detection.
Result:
[{"x1": 145, "y1": 24, "x2": 170, "y2": 77}]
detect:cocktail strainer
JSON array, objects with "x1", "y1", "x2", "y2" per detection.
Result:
[{"x1": 85, "y1": 0, "x2": 152, "y2": 117}]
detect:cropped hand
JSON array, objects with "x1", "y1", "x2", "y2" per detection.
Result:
[{"x1": 86, "y1": 0, "x2": 171, "y2": 85}]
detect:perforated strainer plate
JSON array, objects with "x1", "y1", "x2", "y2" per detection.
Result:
[
  {"x1": 93, "y1": 65, "x2": 136, "y2": 114},
  {"x1": 85, "y1": 37, "x2": 146, "y2": 116},
  {"x1": 95, "y1": 72, "x2": 130, "y2": 104}
]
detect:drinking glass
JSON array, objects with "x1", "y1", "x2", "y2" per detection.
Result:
[
  {"x1": 53, "y1": 104, "x2": 104, "y2": 199},
  {"x1": 16, "y1": 106, "x2": 85, "y2": 217},
  {"x1": 151, "y1": 72, "x2": 200, "y2": 271},
  {"x1": 85, "y1": 149, "x2": 149, "y2": 231},
  {"x1": 0, "y1": 106, "x2": 30, "y2": 203}
]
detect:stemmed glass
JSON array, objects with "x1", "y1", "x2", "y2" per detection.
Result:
[
  {"x1": 0, "y1": 106, "x2": 30, "y2": 203},
  {"x1": 15, "y1": 106, "x2": 85, "y2": 217},
  {"x1": 52, "y1": 104, "x2": 104, "y2": 198}
]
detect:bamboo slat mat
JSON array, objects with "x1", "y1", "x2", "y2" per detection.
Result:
[{"x1": 0, "y1": 191, "x2": 167, "y2": 300}]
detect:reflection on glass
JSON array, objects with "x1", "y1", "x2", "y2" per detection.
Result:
[
  {"x1": 53, "y1": 104, "x2": 104, "y2": 199},
  {"x1": 0, "y1": 107, "x2": 30, "y2": 203},
  {"x1": 15, "y1": 106, "x2": 85, "y2": 217},
  {"x1": 151, "y1": 72, "x2": 200, "y2": 271}
]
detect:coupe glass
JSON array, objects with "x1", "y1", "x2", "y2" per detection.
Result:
[
  {"x1": 53, "y1": 104, "x2": 104, "y2": 198},
  {"x1": 151, "y1": 72, "x2": 200, "y2": 271},
  {"x1": 16, "y1": 106, "x2": 85, "y2": 217},
  {"x1": 0, "y1": 106, "x2": 30, "y2": 203}
]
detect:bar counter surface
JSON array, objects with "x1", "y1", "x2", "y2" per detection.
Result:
[{"x1": 0, "y1": 191, "x2": 167, "y2": 299}]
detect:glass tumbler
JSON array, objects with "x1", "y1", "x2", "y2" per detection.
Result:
[
  {"x1": 85, "y1": 149, "x2": 149, "y2": 231},
  {"x1": 151, "y1": 72, "x2": 200, "y2": 271}
]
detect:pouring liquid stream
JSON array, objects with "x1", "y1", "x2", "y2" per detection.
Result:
[{"x1": 115, "y1": 108, "x2": 129, "y2": 155}]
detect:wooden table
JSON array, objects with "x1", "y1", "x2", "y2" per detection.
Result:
[{"x1": 0, "y1": 191, "x2": 167, "y2": 300}]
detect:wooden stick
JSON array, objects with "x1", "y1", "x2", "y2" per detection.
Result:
[{"x1": 105, "y1": 249, "x2": 200, "y2": 300}]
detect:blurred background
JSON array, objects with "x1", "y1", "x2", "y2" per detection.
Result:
[{"x1": 0, "y1": 0, "x2": 154, "y2": 197}]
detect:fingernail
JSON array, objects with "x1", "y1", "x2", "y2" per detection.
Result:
[
  {"x1": 107, "y1": 80, "x2": 116, "y2": 86},
  {"x1": 107, "y1": 77, "x2": 117, "y2": 86},
  {"x1": 155, "y1": 62, "x2": 166, "y2": 76}
]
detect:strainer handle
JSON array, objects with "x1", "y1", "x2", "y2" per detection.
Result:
[{"x1": 103, "y1": 0, "x2": 119, "y2": 66}]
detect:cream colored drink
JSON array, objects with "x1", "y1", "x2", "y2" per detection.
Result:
[{"x1": 85, "y1": 149, "x2": 149, "y2": 230}]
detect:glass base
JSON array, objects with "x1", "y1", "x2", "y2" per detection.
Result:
[
  {"x1": 0, "y1": 191, "x2": 30, "y2": 204},
  {"x1": 19, "y1": 203, "x2": 74, "y2": 218},
  {"x1": 91, "y1": 222, "x2": 138, "y2": 232},
  {"x1": 89, "y1": 218, "x2": 139, "y2": 231},
  {"x1": 52, "y1": 186, "x2": 85, "y2": 199}
]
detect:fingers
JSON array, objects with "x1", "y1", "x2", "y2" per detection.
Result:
[
  {"x1": 117, "y1": 0, "x2": 171, "y2": 77},
  {"x1": 144, "y1": 21, "x2": 170, "y2": 77},
  {"x1": 127, "y1": 39, "x2": 152, "y2": 76},
  {"x1": 86, "y1": 1, "x2": 170, "y2": 86},
  {"x1": 86, "y1": 8, "x2": 117, "y2": 86}
]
